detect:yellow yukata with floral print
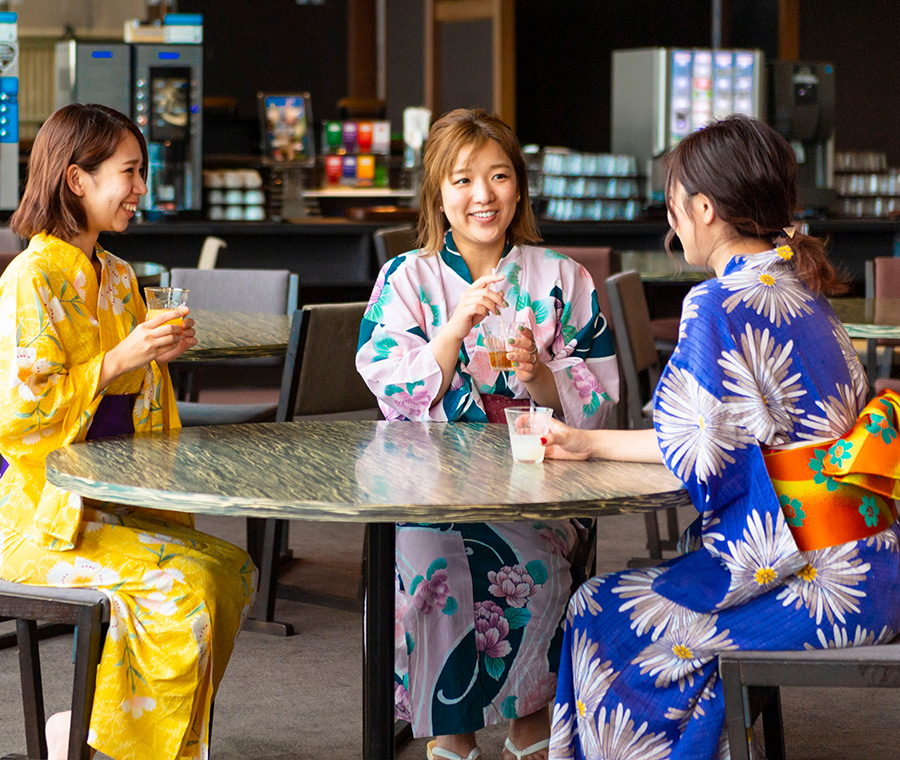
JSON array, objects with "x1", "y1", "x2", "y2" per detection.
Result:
[{"x1": 0, "y1": 232, "x2": 256, "y2": 760}]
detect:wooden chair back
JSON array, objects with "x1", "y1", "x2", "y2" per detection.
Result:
[
  {"x1": 552, "y1": 246, "x2": 621, "y2": 324},
  {"x1": 373, "y1": 226, "x2": 418, "y2": 268},
  {"x1": 277, "y1": 302, "x2": 379, "y2": 420},
  {"x1": 606, "y1": 270, "x2": 661, "y2": 430}
]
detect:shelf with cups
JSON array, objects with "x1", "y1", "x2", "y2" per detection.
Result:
[
  {"x1": 525, "y1": 146, "x2": 643, "y2": 222},
  {"x1": 833, "y1": 151, "x2": 900, "y2": 219}
]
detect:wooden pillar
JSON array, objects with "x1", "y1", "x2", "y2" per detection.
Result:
[
  {"x1": 348, "y1": 0, "x2": 378, "y2": 98},
  {"x1": 778, "y1": 0, "x2": 800, "y2": 61},
  {"x1": 425, "y1": 0, "x2": 516, "y2": 128}
]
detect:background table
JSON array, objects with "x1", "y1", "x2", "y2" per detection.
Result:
[
  {"x1": 182, "y1": 310, "x2": 291, "y2": 361},
  {"x1": 831, "y1": 297, "x2": 900, "y2": 386},
  {"x1": 46, "y1": 421, "x2": 688, "y2": 759}
]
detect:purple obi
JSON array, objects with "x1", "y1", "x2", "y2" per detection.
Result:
[{"x1": 0, "y1": 394, "x2": 135, "y2": 477}]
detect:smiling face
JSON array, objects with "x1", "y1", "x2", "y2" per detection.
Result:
[
  {"x1": 77, "y1": 131, "x2": 146, "y2": 237},
  {"x1": 439, "y1": 139, "x2": 519, "y2": 261}
]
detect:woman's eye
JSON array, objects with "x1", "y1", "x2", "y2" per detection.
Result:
[
  {"x1": 493, "y1": 173, "x2": 508, "y2": 180},
  {"x1": 454, "y1": 177, "x2": 469, "y2": 186}
]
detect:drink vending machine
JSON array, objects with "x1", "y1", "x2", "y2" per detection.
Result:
[
  {"x1": 611, "y1": 47, "x2": 764, "y2": 202},
  {"x1": 55, "y1": 14, "x2": 203, "y2": 216},
  {"x1": 0, "y1": 12, "x2": 18, "y2": 211}
]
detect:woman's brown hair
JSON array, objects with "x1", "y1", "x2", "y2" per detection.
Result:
[
  {"x1": 10, "y1": 103, "x2": 148, "y2": 241},
  {"x1": 417, "y1": 108, "x2": 541, "y2": 256},
  {"x1": 664, "y1": 114, "x2": 846, "y2": 295}
]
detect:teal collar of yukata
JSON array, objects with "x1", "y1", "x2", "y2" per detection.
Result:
[{"x1": 438, "y1": 230, "x2": 514, "y2": 284}]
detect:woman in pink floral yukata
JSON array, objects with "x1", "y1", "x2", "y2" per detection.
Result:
[{"x1": 356, "y1": 109, "x2": 619, "y2": 760}]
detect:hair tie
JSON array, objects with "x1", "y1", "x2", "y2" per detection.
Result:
[{"x1": 774, "y1": 225, "x2": 797, "y2": 246}]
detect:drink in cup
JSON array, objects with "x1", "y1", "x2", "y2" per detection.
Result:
[
  {"x1": 144, "y1": 287, "x2": 190, "y2": 326},
  {"x1": 481, "y1": 316, "x2": 527, "y2": 371},
  {"x1": 504, "y1": 406, "x2": 553, "y2": 464}
]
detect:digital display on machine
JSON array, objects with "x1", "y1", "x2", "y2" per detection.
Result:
[
  {"x1": 669, "y1": 50, "x2": 757, "y2": 148},
  {"x1": 149, "y1": 67, "x2": 190, "y2": 142},
  {"x1": 258, "y1": 92, "x2": 314, "y2": 164}
]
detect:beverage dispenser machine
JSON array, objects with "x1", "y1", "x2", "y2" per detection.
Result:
[
  {"x1": 54, "y1": 14, "x2": 203, "y2": 217},
  {"x1": 768, "y1": 61, "x2": 835, "y2": 214},
  {"x1": 611, "y1": 47, "x2": 764, "y2": 201},
  {"x1": 133, "y1": 43, "x2": 203, "y2": 214},
  {"x1": 0, "y1": 12, "x2": 18, "y2": 211}
]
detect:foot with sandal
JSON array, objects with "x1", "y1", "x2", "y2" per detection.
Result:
[{"x1": 425, "y1": 707, "x2": 550, "y2": 760}]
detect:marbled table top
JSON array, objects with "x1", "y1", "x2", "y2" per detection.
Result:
[
  {"x1": 47, "y1": 421, "x2": 688, "y2": 523},
  {"x1": 831, "y1": 297, "x2": 900, "y2": 340},
  {"x1": 182, "y1": 310, "x2": 291, "y2": 360}
]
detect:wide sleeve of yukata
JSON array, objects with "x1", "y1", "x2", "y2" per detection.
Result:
[
  {"x1": 523, "y1": 253, "x2": 618, "y2": 429},
  {"x1": 0, "y1": 262, "x2": 107, "y2": 548},
  {"x1": 356, "y1": 255, "x2": 452, "y2": 421}
]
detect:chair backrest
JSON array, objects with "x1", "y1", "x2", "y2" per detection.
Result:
[
  {"x1": 605, "y1": 270, "x2": 661, "y2": 429},
  {"x1": 866, "y1": 257, "x2": 900, "y2": 347},
  {"x1": 277, "y1": 302, "x2": 379, "y2": 420},
  {"x1": 552, "y1": 246, "x2": 621, "y2": 324},
  {"x1": 373, "y1": 226, "x2": 418, "y2": 268},
  {"x1": 163, "y1": 268, "x2": 299, "y2": 315},
  {"x1": 197, "y1": 236, "x2": 227, "y2": 269}
]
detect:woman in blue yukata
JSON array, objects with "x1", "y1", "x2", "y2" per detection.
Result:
[
  {"x1": 542, "y1": 114, "x2": 900, "y2": 759},
  {"x1": 356, "y1": 108, "x2": 619, "y2": 760}
]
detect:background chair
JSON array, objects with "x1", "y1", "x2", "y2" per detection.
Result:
[
  {"x1": 0, "y1": 580, "x2": 109, "y2": 760},
  {"x1": 551, "y1": 246, "x2": 621, "y2": 322},
  {"x1": 245, "y1": 302, "x2": 380, "y2": 634},
  {"x1": 161, "y1": 267, "x2": 299, "y2": 417},
  {"x1": 197, "y1": 236, "x2": 226, "y2": 269},
  {"x1": 864, "y1": 257, "x2": 900, "y2": 380},
  {"x1": 373, "y1": 225, "x2": 418, "y2": 269},
  {"x1": 605, "y1": 270, "x2": 680, "y2": 561},
  {"x1": 720, "y1": 636, "x2": 900, "y2": 760}
]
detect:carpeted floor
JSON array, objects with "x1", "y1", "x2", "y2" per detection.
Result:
[{"x1": 1, "y1": 510, "x2": 898, "y2": 759}]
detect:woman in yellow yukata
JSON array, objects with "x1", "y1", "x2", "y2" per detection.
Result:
[{"x1": 0, "y1": 103, "x2": 256, "y2": 760}]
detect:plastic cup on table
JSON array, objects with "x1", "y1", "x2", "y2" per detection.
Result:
[
  {"x1": 144, "y1": 287, "x2": 190, "y2": 327},
  {"x1": 504, "y1": 406, "x2": 553, "y2": 464}
]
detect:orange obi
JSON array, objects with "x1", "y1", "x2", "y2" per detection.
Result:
[{"x1": 763, "y1": 390, "x2": 900, "y2": 552}]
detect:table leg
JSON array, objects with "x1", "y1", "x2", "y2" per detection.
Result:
[{"x1": 364, "y1": 522, "x2": 395, "y2": 760}]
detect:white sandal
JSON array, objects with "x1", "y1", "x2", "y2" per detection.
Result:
[
  {"x1": 426, "y1": 739, "x2": 482, "y2": 760},
  {"x1": 504, "y1": 737, "x2": 550, "y2": 759}
]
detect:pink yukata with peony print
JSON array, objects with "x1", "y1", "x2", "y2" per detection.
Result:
[{"x1": 356, "y1": 233, "x2": 619, "y2": 739}]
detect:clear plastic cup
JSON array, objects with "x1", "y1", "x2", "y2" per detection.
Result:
[
  {"x1": 481, "y1": 317, "x2": 527, "y2": 371},
  {"x1": 504, "y1": 406, "x2": 553, "y2": 464},
  {"x1": 144, "y1": 287, "x2": 189, "y2": 327}
]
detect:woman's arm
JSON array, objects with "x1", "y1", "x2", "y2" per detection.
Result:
[{"x1": 543, "y1": 420, "x2": 662, "y2": 463}]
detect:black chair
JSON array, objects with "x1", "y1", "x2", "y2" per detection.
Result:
[
  {"x1": 720, "y1": 635, "x2": 900, "y2": 760},
  {"x1": 605, "y1": 271, "x2": 680, "y2": 561},
  {"x1": 243, "y1": 302, "x2": 380, "y2": 635},
  {"x1": 162, "y1": 267, "x2": 299, "y2": 417},
  {"x1": 373, "y1": 226, "x2": 418, "y2": 269},
  {"x1": 0, "y1": 580, "x2": 109, "y2": 760}
]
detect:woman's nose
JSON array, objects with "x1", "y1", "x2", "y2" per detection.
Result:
[
  {"x1": 135, "y1": 174, "x2": 148, "y2": 196},
  {"x1": 472, "y1": 177, "x2": 494, "y2": 202}
]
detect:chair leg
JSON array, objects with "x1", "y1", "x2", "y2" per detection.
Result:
[
  {"x1": 16, "y1": 619, "x2": 47, "y2": 760},
  {"x1": 758, "y1": 686, "x2": 787, "y2": 760},
  {"x1": 68, "y1": 605, "x2": 104, "y2": 760},
  {"x1": 720, "y1": 658, "x2": 752, "y2": 760},
  {"x1": 644, "y1": 511, "x2": 663, "y2": 559},
  {"x1": 664, "y1": 507, "x2": 680, "y2": 548},
  {"x1": 243, "y1": 517, "x2": 294, "y2": 636}
]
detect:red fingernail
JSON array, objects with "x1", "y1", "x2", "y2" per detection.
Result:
[{"x1": 540, "y1": 437, "x2": 548, "y2": 445}]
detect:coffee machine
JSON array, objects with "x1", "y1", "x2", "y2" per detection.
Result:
[
  {"x1": 768, "y1": 61, "x2": 836, "y2": 214},
  {"x1": 0, "y1": 11, "x2": 18, "y2": 211}
]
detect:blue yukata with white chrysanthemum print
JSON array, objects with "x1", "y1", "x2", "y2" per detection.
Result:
[{"x1": 550, "y1": 247, "x2": 900, "y2": 760}]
